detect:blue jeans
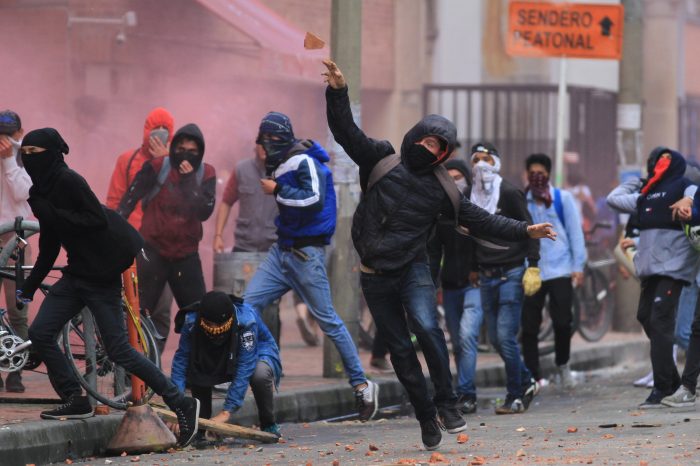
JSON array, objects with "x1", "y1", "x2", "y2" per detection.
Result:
[
  {"x1": 676, "y1": 284, "x2": 698, "y2": 350},
  {"x1": 361, "y1": 262, "x2": 456, "y2": 422},
  {"x1": 480, "y1": 265, "x2": 532, "y2": 398},
  {"x1": 442, "y1": 285, "x2": 483, "y2": 400},
  {"x1": 243, "y1": 244, "x2": 366, "y2": 388}
]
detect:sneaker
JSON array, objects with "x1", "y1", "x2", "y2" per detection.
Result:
[
  {"x1": 370, "y1": 357, "x2": 393, "y2": 372},
  {"x1": 40, "y1": 394, "x2": 94, "y2": 420},
  {"x1": 633, "y1": 370, "x2": 654, "y2": 388},
  {"x1": 355, "y1": 380, "x2": 379, "y2": 422},
  {"x1": 522, "y1": 378, "x2": 538, "y2": 410},
  {"x1": 262, "y1": 423, "x2": 282, "y2": 438},
  {"x1": 639, "y1": 389, "x2": 669, "y2": 409},
  {"x1": 456, "y1": 395, "x2": 477, "y2": 414},
  {"x1": 214, "y1": 382, "x2": 231, "y2": 392},
  {"x1": 558, "y1": 364, "x2": 575, "y2": 389},
  {"x1": 5, "y1": 372, "x2": 25, "y2": 393},
  {"x1": 173, "y1": 396, "x2": 200, "y2": 447},
  {"x1": 419, "y1": 416, "x2": 444, "y2": 451},
  {"x1": 437, "y1": 406, "x2": 467, "y2": 433},
  {"x1": 661, "y1": 385, "x2": 697, "y2": 408},
  {"x1": 495, "y1": 395, "x2": 525, "y2": 415}
]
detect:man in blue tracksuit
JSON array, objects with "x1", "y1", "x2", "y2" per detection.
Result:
[
  {"x1": 172, "y1": 291, "x2": 282, "y2": 437},
  {"x1": 243, "y1": 112, "x2": 378, "y2": 421}
]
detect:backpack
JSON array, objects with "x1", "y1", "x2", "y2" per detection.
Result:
[
  {"x1": 102, "y1": 206, "x2": 145, "y2": 276},
  {"x1": 367, "y1": 154, "x2": 507, "y2": 250},
  {"x1": 143, "y1": 156, "x2": 205, "y2": 208},
  {"x1": 553, "y1": 187, "x2": 566, "y2": 229}
]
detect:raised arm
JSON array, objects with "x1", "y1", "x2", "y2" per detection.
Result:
[{"x1": 323, "y1": 60, "x2": 393, "y2": 173}]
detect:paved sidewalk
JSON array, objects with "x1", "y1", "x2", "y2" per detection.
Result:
[{"x1": 0, "y1": 304, "x2": 651, "y2": 466}]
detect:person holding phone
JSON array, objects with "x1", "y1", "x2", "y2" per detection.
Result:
[{"x1": 106, "y1": 108, "x2": 175, "y2": 352}]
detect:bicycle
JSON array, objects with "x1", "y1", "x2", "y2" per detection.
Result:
[
  {"x1": 538, "y1": 222, "x2": 616, "y2": 355},
  {"x1": 0, "y1": 217, "x2": 160, "y2": 409}
]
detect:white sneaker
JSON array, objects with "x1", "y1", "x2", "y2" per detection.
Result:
[
  {"x1": 661, "y1": 385, "x2": 696, "y2": 408},
  {"x1": 633, "y1": 371, "x2": 654, "y2": 388},
  {"x1": 558, "y1": 364, "x2": 575, "y2": 389},
  {"x1": 214, "y1": 382, "x2": 231, "y2": 392}
]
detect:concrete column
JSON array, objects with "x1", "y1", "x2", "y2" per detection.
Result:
[{"x1": 642, "y1": 0, "x2": 684, "y2": 154}]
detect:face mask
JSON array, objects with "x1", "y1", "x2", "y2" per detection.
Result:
[
  {"x1": 261, "y1": 136, "x2": 294, "y2": 176},
  {"x1": 21, "y1": 150, "x2": 59, "y2": 180},
  {"x1": 405, "y1": 144, "x2": 437, "y2": 172},
  {"x1": 454, "y1": 177, "x2": 468, "y2": 193},
  {"x1": 171, "y1": 150, "x2": 200, "y2": 172},
  {"x1": 472, "y1": 161, "x2": 499, "y2": 194}
]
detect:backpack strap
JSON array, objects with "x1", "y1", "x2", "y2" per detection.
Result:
[
  {"x1": 367, "y1": 154, "x2": 401, "y2": 191},
  {"x1": 553, "y1": 188, "x2": 566, "y2": 229},
  {"x1": 124, "y1": 148, "x2": 140, "y2": 186},
  {"x1": 433, "y1": 165, "x2": 461, "y2": 224},
  {"x1": 143, "y1": 157, "x2": 205, "y2": 206}
]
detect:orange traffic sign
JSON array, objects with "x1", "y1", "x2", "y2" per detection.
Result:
[{"x1": 507, "y1": 2, "x2": 623, "y2": 60}]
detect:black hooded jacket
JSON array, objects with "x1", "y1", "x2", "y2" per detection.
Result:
[
  {"x1": 427, "y1": 159, "x2": 478, "y2": 289},
  {"x1": 326, "y1": 86, "x2": 530, "y2": 272}
]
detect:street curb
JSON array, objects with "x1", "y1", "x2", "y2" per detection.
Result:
[{"x1": 0, "y1": 337, "x2": 649, "y2": 466}]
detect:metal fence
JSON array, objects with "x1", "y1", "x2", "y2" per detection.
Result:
[
  {"x1": 423, "y1": 84, "x2": 618, "y2": 196},
  {"x1": 680, "y1": 95, "x2": 700, "y2": 162}
]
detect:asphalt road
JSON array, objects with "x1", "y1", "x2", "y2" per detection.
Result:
[{"x1": 71, "y1": 364, "x2": 700, "y2": 465}]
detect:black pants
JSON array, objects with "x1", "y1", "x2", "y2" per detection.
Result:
[
  {"x1": 28, "y1": 275, "x2": 183, "y2": 407},
  {"x1": 137, "y1": 243, "x2": 206, "y2": 351},
  {"x1": 521, "y1": 277, "x2": 574, "y2": 381},
  {"x1": 190, "y1": 361, "x2": 276, "y2": 428},
  {"x1": 371, "y1": 330, "x2": 389, "y2": 359},
  {"x1": 637, "y1": 276, "x2": 683, "y2": 394},
  {"x1": 682, "y1": 293, "x2": 700, "y2": 393},
  {"x1": 361, "y1": 262, "x2": 456, "y2": 423}
]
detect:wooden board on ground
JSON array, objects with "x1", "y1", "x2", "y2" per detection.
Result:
[{"x1": 150, "y1": 405, "x2": 279, "y2": 444}]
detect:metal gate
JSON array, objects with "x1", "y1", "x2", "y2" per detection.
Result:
[
  {"x1": 680, "y1": 95, "x2": 700, "y2": 161},
  {"x1": 423, "y1": 84, "x2": 617, "y2": 196}
]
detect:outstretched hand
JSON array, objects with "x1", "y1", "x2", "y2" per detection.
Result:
[
  {"x1": 527, "y1": 223, "x2": 557, "y2": 241},
  {"x1": 322, "y1": 59, "x2": 346, "y2": 89}
]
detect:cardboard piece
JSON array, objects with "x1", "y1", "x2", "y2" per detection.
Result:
[{"x1": 304, "y1": 31, "x2": 325, "y2": 50}]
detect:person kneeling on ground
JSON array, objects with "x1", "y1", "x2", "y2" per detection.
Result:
[{"x1": 171, "y1": 291, "x2": 283, "y2": 439}]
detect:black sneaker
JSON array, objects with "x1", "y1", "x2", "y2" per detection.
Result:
[
  {"x1": 419, "y1": 416, "x2": 444, "y2": 451},
  {"x1": 40, "y1": 394, "x2": 94, "y2": 420},
  {"x1": 355, "y1": 380, "x2": 379, "y2": 422},
  {"x1": 639, "y1": 389, "x2": 669, "y2": 409},
  {"x1": 522, "y1": 378, "x2": 538, "y2": 410},
  {"x1": 6, "y1": 372, "x2": 25, "y2": 393},
  {"x1": 456, "y1": 395, "x2": 477, "y2": 414},
  {"x1": 437, "y1": 406, "x2": 467, "y2": 433},
  {"x1": 173, "y1": 396, "x2": 200, "y2": 447}
]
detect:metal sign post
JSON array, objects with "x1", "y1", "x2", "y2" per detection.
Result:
[{"x1": 555, "y1": 56, "x2": 568, "y2": 187}]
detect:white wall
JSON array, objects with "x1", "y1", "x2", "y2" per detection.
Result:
[{"x1": 432, "y1": 0, "x2": 482, "y2": 83}]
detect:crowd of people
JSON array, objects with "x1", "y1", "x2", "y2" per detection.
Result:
[{"x1": 1, "y1": 57, "x2": 699, "y2": 453}]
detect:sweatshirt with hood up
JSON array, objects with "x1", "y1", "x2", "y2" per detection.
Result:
[
  {"x1": 326, "y1": 85, "x2": 530, "y2": 272},
  {"x1": 607, "y1": 148, "x2": 698, "y2": 282},
  {"x1": 118, "y1": 123, "x2": 216, "y2": 260}
]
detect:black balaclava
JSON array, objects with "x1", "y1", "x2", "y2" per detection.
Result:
[
  {"x1": 399, "y1": 114, "x2": 456, "y2": 174},
  {"x1": 257, "y1": 111, "x2": 297, "y2": 176},
  {"x1": 189, "y1": 291, "x2": 239, "y2": 386},
  {"x1": 170, "y1": 123, "x2": 205, "y2": 174},
  {"x1": 20, "y1": 128, "x2": 69, "y2": 196}
]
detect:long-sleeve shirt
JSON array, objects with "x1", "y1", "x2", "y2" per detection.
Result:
[
  {"x1": 527, "y1": 187, "x2": 587, "y2": 281},
  {"x1": 171, "y1": 303, "x2": 282, "y2": 412},
  {"x1": 0, "y1": 154, "x2": 32, "y2": 225}
]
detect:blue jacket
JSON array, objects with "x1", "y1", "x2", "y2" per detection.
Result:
[
  {"x1": 272, "y1": 140, "x2": 336, "y2": 247},
  {"x1": 171, "y1": 302, "x2": 282, "y2": 412},
  {"x1": 527, "y1": 187, "x2": 587, "y2": 281}
]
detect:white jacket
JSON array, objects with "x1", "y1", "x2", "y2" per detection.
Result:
[{"x1": 0, "y1": 153, "x2": 32, "y2": 226}]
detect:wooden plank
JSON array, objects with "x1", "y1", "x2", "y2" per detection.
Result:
[{"x1": 150, "y1": 405, "x2": 279, "y2": 444}]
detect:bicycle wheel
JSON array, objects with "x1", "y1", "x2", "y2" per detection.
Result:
[
  {"x1": 576, "y1": 267, "x2": 613, "y2": 342},
  {"x1": 61, "y1": 306, "x2": 160, "y2": 410}
]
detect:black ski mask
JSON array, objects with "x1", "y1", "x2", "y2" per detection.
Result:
[
  {"x1": 171, "y1": 150, "x2": 201, "y2": 172},
  {"x1": 405, "y1": 144, "x2": 438, "y2": 172},
  {"x1": 20, "y1": 128, "x2": 69, "y2": 196},
  {"x1": 257, "y1": 112, "x2": 296, "y2": 176}
]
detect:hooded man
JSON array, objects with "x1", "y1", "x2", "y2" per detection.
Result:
[
  {"x1": 172, "y1": 291, "x2": 282, "y2": 439},
  {"x1": 118, "y1": 123, "x2": 216, "y2": 350},
  {"x1": 426, "y1": 158, "x2": 483, "y2": 415},
  {"x1": 18, "y1": 128, "x2": 200, "y2": 446},
  {"x1": 323, "y1": 59, "x2": 555, "y2": 451},
  {"x1": 0, "y1": 110, "x2": 32, "y2": 392},
  {"x1": 106, "y1": 108, "x2": 175, "y2": 350},
  {"x1": 521, "y1": 153, "x2": 587, "y2": 389},
  {"x1": 468, "y1": 142, "x2": 541, "y2": 416},
  {"x1": 241, "y1": 111, "x2": 379, "y2": 423},
  {"x1": 608, "y1": 147, "x2": 698, "y2": 408}
]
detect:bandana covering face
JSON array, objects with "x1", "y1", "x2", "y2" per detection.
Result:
[
  {"x1": 470, "y1": 154, "x2": 502, "y2": 214},
  {"x1": 257, "y1": 112, "x2": 296, "y2": 176},
  {"x1": 20, "y1": 128, "x2": 69, "y2": 196},
  {"x1": 641, "y1": 155, "x2": 671, "y2": 195},
  {"x1": 527, "y1": 171, "x2": 552, "y2": 207}
]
